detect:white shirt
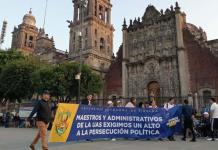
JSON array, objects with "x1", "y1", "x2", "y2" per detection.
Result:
[
  {"x1": 125, "y1": 102, "x2": 135, "y2": 108},
  {"x1": 149, "y1": 106, "x2": 158, "y2": 109},
  {"x1": 210, "y1": 103, "x2": 218, "y2": 119},
  {"x1": 164, "y1": 103, "x2": 175, "y2": 111},
  {"x1": 88, "y1": 100, "x2": 92, "y2": 106}
]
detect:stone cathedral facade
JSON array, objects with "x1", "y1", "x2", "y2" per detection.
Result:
[
  {"x1": 122, "y1": 3, "x2": 187, "y2": 98},
  {"x1": 106, "y1": 2, "x2": 218, "y2": 107},
  {"x1": 69, "y1": 0, "x2": 114, "y2": 75}
]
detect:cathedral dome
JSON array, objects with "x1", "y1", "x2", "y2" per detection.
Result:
[
  {"x1": 186, "y1": 23, "x2": 207, "y2": 41},
  {"x1": 23, "y1": 9, "x2": 36, "y2": 26}
]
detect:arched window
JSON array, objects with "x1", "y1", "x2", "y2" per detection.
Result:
[
  {"x1": 28, "y1": 36, "x2": 34, "y2": 48},
  {"x1": 77, "y1": 7, "x2": 80, "y2": 21},
  {"x1": 99, "y1": 5, "x2": 104, "y2": 21},
  {"x1": 95, "y1": 29, "x2": 98, "y2": 36},
  {"x1": 95, "y1": 40, "x2": 97, "y2": 48},
  {"x1": 104, "y1": 9, "x2": 108, "y2": 23},
  {"x1": 99, "y1": 13, "x2": 103, "y2": 20},
  {"x1": 203, "y1": 90, "x2": 212, "y2": 106},
  {"x1": 100, "y1": 38, "x2": 105, "y2": 51}
]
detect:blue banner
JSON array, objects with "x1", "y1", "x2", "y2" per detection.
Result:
[{"x1": 64, "y1": 105, "x2": 182, "y2": 141}]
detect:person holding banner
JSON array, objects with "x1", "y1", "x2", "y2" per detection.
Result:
[
  {"x1": 148, "y1": 100, "x2": 158, "y2": 108},
  {"x1": 125, "y1": 97, "x2": 136, "y2": 108},
  {"x1": 164, "y1": 98, "x2": 175, "y2": 110},
  {"x1": 164, "y1": 98, "x2": 176, "y2": 141},
  {"x1": 28, "y1": 90, "x2": 52, "y2": 150},
  {"x1": 181, "y1": 99, "x2": 196, "y2": 142},
  {"x1": 81, "y1": 94, "x2": 93, "y2": 106},
  {"x1": 81, "y1": 94, "x2": 94, "y2": 142},
  {"x1": 148, "y1": 100, "x2": 164, "y2": 141},
  {"x1": 107, "y1": 100, "x2": 114, "y2": 107}
]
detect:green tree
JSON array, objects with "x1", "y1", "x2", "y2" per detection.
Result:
[
  {"x1": 59, "y1": 62, "x2": 103, "y2": 100},
  {"x1": 31, "y1": 66, "x2": 55, "y2": 95},
  {"x1": 80, "y1": 65, "x2": 103, "y2": 96},
  {"x1": 31, "y1": 61, "x2": 103, "y2": 102},
  {"x1": 0, "y1": 49, "x2": 24, "y2": 69},
  {"x1": 0, "y1": 59, "x2": 36, "y2": 103},
  {"x1": 0, "y1": 49, "x2": 103, "y2": 103}
]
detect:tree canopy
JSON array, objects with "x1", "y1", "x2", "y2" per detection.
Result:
[
  {"x1": 32, "y1": 62, "x2": 103, "y2": 102},
  {"x1": 0, "y1": 59, "x2": 35, "y2": 102},
  {"x1": 0, "y1": 49, "x2": 103, "y2": 103},
  {"x1": 0, "y1": 49, "x2": 24, "y2": 72}
]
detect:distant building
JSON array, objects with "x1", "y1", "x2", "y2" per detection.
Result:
[
  {"x1": 208, "y1": 39, "x2": 218, "y2": 57},
  {"x1": 11, "y1": 9, "x2": 38, "y2": 55},
  {"x1": 11, "y1": 9, "x2": 67, "y2": 64}
]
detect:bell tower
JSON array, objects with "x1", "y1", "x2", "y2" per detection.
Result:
[
  {"x1": 69, "y1": 0, "x2": 114, "y2": 75},
  {"x1": 11, "y1": 9, "x2": 38, "y2": 55}
]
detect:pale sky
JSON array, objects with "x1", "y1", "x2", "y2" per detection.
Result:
[{"x1": 0, "y1": 0, "x2": 218, "y2": 53}]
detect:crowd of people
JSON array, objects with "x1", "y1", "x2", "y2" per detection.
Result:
[
  {"x1": 0, "y1": 112, "x2": 37, "y2": 128},
  {"x1": 1, "y1": 92, "x2": 218, "y2": 149},
  {"x1": 82, "y1": 94, "x2": 218, "y2": 142}
]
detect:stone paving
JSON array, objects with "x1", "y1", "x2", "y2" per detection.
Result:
[{"x1": 0, "y1": 128, "x2": 218, "y2": 150}]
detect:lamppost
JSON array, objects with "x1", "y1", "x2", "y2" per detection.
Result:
[{"x1": 75, "y1": 0, "x2": 88, "y2": 102}]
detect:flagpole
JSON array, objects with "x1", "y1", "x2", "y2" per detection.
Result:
[{"x1": 43, "y1": 0, "x2": 48, "y2": 29}]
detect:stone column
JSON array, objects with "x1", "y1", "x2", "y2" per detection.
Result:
[
  {"x1": 88, "y1": 0, "x2": 93, "y2": 16},
  {"x1": 107, "y1": 9, "x2": 111, "y2": 24},
  {"x1": 69, "y1": 28, "x2": 73, "y2": 55},
  {"x1": 122, "y1": 29, "x2": 128, "y2": 98},
  {"x1": 175, "y1": 7, "x2": 190, "y2": 97},
  {"x1": 194, "y1": 92, "x2": 199, "y2": 112},
  {"x1": 74, "y1": 3, "x2": 78, "y2": 21}
]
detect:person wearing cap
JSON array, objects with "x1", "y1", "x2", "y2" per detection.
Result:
[
  {"x1": 28, "y1": 90, "x2": 52, "y2": 150},
  {"x1": 200, "y1": 112, "x2": 211, "y2": 137}
]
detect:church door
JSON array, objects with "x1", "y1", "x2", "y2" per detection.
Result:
[{"x1": 147, "y1": 81, "x2": 160, "y2": 101}]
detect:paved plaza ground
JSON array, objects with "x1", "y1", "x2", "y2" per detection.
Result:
[{"x1": 0, "y1": 128, "x2": 218, "y2": 150}]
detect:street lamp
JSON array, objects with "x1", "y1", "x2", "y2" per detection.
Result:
[{"x1": 75, "y1": 0, "x2": 88, "y2": 102}]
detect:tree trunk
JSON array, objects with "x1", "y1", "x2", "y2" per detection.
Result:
[{"x1": 5, "y1": 100, "x2": 9, "y2": 112}]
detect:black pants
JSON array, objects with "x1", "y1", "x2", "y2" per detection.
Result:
[
  {"x1": 168, "y1": 127, "x2": 175, "y2": 140},
  {"x1": 201, "y1": 125, "x2": 211, "y2": 137},
  {"x1": 183, "y1": 118, "x2": 196, "y2": 140},
  {"x1": 211, "y1": 118, "x2": 218, "y2": 140}
]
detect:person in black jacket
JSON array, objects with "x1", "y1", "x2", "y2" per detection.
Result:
[
  {"x1": 28, "y1": 90, "x2": 52, "y2": 150},
  {"x1": 181, "y1": 99, "x2": 196, "y2": 142},
  {"x1": 81, "y1": 94, "x2": 93, "y2": 106}
]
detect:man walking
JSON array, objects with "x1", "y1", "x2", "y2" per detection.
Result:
[
  {"x1": 209, "y1": 98, "x2": 218, "y2": 141},
  {"x1": 28, "y1": 90, "x2": 52, "y2": 150},
  {"x1": 181, "y1": 99, "x2": 196, "y2": 142}
]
